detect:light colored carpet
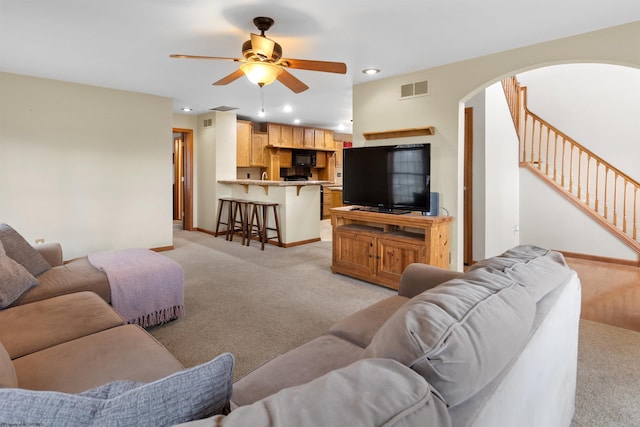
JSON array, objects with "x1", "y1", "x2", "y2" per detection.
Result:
[
  {"x1": 151, "y1": 229, "x2": 640, "y2": 426},
  {"x1": 149, "y1": 229, "x2": 394, "y2": 380}
]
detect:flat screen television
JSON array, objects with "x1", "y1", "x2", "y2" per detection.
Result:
[{"x1": 342, "y1": 144, "x2": 431, "y2": 214}]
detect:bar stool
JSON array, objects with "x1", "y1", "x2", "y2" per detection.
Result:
[
  {"x1": 247, "y1": 201, "x2": 282, "y2": 250},
  {"x1": 214, "y1": 198, "x2": 235, "y2": 239},
  {"x1": 229, "y1": 199, "x2": 251, "y2": 244}
]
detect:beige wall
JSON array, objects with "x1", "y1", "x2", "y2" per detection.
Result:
[
  {"x1": 0, "y1": 72, "x2": 174, "y2": 259},
  {"x1": 353, "y1": 21, "x2": 640, "y2": 269}
]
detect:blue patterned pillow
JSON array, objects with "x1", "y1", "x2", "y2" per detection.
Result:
[{"x1": 0, "y1": 352, "x2": 234, "y2": 427}]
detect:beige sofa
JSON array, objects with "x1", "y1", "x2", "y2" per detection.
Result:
[
  {"x1": 186, "y1": 244, "x2": 581, "y2": 426},
  {"x1": 0, "y1": 223, "x2": 111, "y2": 308},
  {"x1": 0, "y1": 224, "x2": 234, "y2": 426}
]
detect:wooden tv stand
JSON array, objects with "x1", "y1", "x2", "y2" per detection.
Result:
[{"x1": 330, "y1": 206, "x2": 452, "y2": 290}]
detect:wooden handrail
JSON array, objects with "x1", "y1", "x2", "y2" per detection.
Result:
[{"x1": 502, "y1": 76, "x2": 640, "y2": 253}]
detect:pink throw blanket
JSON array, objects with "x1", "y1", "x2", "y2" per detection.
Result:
[{"x1": 88, "y1": 248, "x2": 185, "y2": 327}]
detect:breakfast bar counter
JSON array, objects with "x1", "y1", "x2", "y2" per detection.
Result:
[{"x1": 218, "y1": 179, "x2": 331, "y2": 247}]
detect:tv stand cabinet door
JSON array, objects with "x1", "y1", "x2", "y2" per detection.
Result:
[
  {"x1": 332, "y1": 228, "x2": 376, "y2": 277},
  {"x1": 376, "y1": 237, "x2": 426, "y2": 290}
]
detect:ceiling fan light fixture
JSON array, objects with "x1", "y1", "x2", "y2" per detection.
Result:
[{"x1": 240, "y1": 62, "x2": 283, "y2": 86}]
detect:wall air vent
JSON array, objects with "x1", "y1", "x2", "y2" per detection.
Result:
[
  {"x1": 400, "y1": 80, "x2": 429, "y2": 99},
  {"x1": 203, "y1": 118, "x2": 213, "y2": 127}
]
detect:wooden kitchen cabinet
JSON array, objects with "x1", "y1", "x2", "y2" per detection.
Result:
[
  {"x1": 303, "y1": 128, "x2": 315, "y2": 148},
  {"x1": 267, "y1": 123, "x2": 293, "y2": 147},
  {"x1": 316, "y1": 151, "x2": 327, "y2": 168},
  {"x1": 324, "y1": 131, "x2": 334, "y2": 149},
  {"x1": 314, "y1": 129, "x2": 325, "y2": 148},
  {"x1": 331, "y1": 207, "x2": 452, "y2": 290},
  {"x1": 280, "y1": 149, "x2": 293, "y2": 168},
  {"x1": 292, "y1": 127, "x2": 304, "y2": 148},
  {"x1": 236, "y1": 120, "x2": 252, "y2": 167},
  {"x1": 251, "y1": 132, "x2": 267, "y2": 166},
  {"x1": 335, "y1": 141, "x2": 344, "y2": 167}
]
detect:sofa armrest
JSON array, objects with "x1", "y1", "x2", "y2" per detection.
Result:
[
  {"x1": 33, "y1": 242, "x2": 63, "y2": 267},
  {"x1": 398, "y1": 263, "x2": 463, "y2": 298}
]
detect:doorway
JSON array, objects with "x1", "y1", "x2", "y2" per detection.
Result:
[
  {"x1": 172, "y1": 128, "x2": 194, "y2": 231},
  {"x1": 463, "y1": 107, "x2": 473, "y2": 266}
]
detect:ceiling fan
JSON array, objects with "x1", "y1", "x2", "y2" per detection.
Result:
[{"x1": 170, "y1": 17, "x2": 347, "y2": 93}]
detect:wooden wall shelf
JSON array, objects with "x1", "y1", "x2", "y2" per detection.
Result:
[{"x1": 363, "y1": 127, "x2": 435, "y2": 141}]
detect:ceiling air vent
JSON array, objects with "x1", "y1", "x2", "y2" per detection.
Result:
[
  {"x1": 203, "y1": 118, "x2": 213, "y2": 127},
  {"x1": 400, "y1": 80, "x2": 429, "y2": 99},
  {"x1": 209, "y1": 106, "x2": 238, "y2": 112}
]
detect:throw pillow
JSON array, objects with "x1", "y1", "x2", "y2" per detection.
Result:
[
  {"x1": 0, "y1": 223, "x2": 51, "y2": 276},
  {"x1": 0, "y1": 240, "x2": 38, "y2": 309},
  {"x1": 0, "y1": 352, "x2": 234, "y2": 427}
]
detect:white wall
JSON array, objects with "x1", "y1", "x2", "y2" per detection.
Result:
[
  {"x1": 466, "y1": 83, "x2": 519, "y2": 262},
  {"x1": 353, "y1": 21, "x2": 640, "y2": 269},
  {"x1": 195, "y1": 111, "x2": 237, "y2": 232},
  {"x1": 0, "y1": 72, "x2": 173, "y2": 259},
  {"x1": 483, "y1": 83, "x2": 520, "y2": 257},
  {"x1": 520, "y1": 168, "x2": 634, "y2": 258},
  {"x1": 515, "y1": 64, "x2": 639, "y2": 260},
  {"x1": 517, "y1": 64, "x2": 640, "y2": 182}
]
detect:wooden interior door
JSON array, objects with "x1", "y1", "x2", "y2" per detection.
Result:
[
  {"x1": 173, "y1": 128, "x2": 194, "y2": 231},
  {"x1": 173, "y1": 135, "x2": 184, "y2": 221},
  {"x1": 463, "y1": 107, "x2": 474, "y2": 266}
]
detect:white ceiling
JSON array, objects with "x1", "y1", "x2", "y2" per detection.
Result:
[{"x1": 2, "y1": 1, "x2": 640, "y2": 133}]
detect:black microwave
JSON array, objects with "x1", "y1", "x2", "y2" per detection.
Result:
[{"x1": 292, "y1": 150, "x2": 316, "y2": 167}]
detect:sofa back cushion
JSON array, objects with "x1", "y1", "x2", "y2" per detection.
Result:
[
  {"x1": 0, "y1": 341, "x2": 18, "y2": 388},
  {"x1": 0, "y1": 224, "x2": 51, "y2": 277},
  {"x1": 468, "y1": 244, "x2": 572, "y2": 302},
  {"x1": 363, "y1": 267, "x2": 536, "y2": 407},
  {"x1": 0, "y1": 240, "x2": 39, "y2": 309},
  {"x1": 192, "y1": 359, "x2": 450, "y2": 427}
]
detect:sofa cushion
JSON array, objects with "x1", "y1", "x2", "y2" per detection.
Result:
[
  {"x1": 232, "y1": 334, "x2": 364, "y2": 407},
  {"x1": 329, "y1": 295, "x2": 409, "y2": 348},
  {"x1": 0, "y1": 291, "x2": 124, "y2": 359},
  {"x1": 0, "y1": 240, "x2": 38, "y2": 309},
  {"x1": 0, "y1": 223, "x2": 51, "y2": 277},
  {"x1": 13, "y1": 324, "x2": 184, "y2": 393},
  {"x1": 363, "y1": 267, "x2": 536, "y2": 407},
  {"x1": 0, "y1": 341, "x2": 17, "y2": 388},
  {"x1": 9, "y1": 256, "x2": 110, "y2": 307},
  {"x1": 0, "y1": 352, "x2": 234, "y2": 427},
  {"x1": 179, "y1": 359, "x2": 451, "y2": 427},
  {"x1": 468, "y1": 244, "x2": 572, "y2": 302}
]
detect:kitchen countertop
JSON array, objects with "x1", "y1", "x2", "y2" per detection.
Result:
[{"x1": 219, "y1": 179, "x2": 332, "y2": 186}]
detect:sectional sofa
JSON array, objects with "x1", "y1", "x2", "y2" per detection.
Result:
[{"x1": 0, "y1": 221, "x2": 581, "y2": 427}]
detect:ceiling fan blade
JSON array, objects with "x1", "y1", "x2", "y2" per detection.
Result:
[
  {"x1": 213, "y1": 69, "x2": 246, "y2": 86},
  {"x1": 280, "y1": 58, "x2": 347, "y2": 74},
  {"x1": 170, "y1": 54, "x2": 241, "y2": 62},
  {"x1": 277, "y1": 69, "x2": 309, "y2": 93}
]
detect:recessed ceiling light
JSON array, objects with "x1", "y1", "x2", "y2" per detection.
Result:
[
  {"x1": 283, "y1": 105, "x2": 293, "y2": 113},
  {"x1": 362, "y1": 68, "x2": 380, "y2": 75},
  {"x1": 181, "y1": 107, "x2": 192, "y2": 112},
  {"x1": 293, "y1": 119, "x2": 301, "y2": 124},
  {"x1": 337, "y1": 124, "x2": 346, "y2": 131}
]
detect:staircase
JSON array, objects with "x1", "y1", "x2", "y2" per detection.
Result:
[{"x1": 502, "y1": 76, "x2": 640, "y2": 255}]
